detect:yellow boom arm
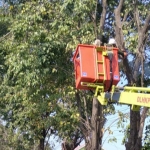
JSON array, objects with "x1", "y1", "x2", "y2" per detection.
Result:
[{"x1": 81, "y1": 82, "x2": 150, "y2": 111}]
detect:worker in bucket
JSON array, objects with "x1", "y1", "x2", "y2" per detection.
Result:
[
  {"x1": 93, "y1": 39, "x2": 102, "y2": 47},
  {"x1": 108, "y1": 38, "x2": 117, "y2": 47},
  {"x1": 108, "y1": 38, "x2": 128, "y2": 59}
]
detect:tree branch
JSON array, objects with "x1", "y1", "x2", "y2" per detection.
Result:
[
  {"x1": 138, "y1": 107, "x2": 148, "y2": 138},
  {"x1": 94, "y1": 0, "x2": 98, "y2": 37},
  {"x1": 134, "y1": 107, "x2": 149, "y2": 150},
  {"x1": 138, "y1": 13, "x2": 150, "y2": 49},
  {"x1": 114, "y1": 0, "x2": 135, "y2": 84},
  {"x1": 91, "y1": 97, "x2": 100, "y2": 149},
  {"x1": 142, "y1": 12, "x2": 150, "y2": 34},
  {"x1": 0, "y1": 31, "x2": 12, "y2": 41},
  {"x1": 133, "y1": 0, "x2": 140, "y2": 31},
  {"x1": 99, "y1": 0, "x2": 107, "y2": 31},
  {"x1": 122, "y1": 11, "x2": 129, "y2": 24},
  {"x1": 114, "y1": 0, "x2": 124, "y2": 28},
  {"x1": 114, "y1": 0, "x2": 125, "y2": 49},
  {"x1": 141, "y1": 50, "x2": 144, "y2": 87},
  {"x1": 83, "y1": 96, "x2": 90, "y2": 129}
]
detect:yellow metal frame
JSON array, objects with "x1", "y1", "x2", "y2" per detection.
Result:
[
  {"x1": 95, "y1": 46, "x2": 112, "y2": 87},
  {"x1": 95, "y1": 47, "x2": 106, "y2": 82},
  {"x1": 81, "y1": 82, "x2": 150, "y2": 111}
]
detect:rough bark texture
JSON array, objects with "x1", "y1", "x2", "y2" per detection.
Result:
[
  {"x1": 92, "y1": 1, "x2": 107, "y2": 149},
  {"x1": 75, "y1": 91, "x2": 105, "y2": 150},
  {"x1": 91, "y1": 97, "x2": 103, "y2": 150},
  {"x1": 90, "y1": 1, "x2": 107, "y2": 149},
  {"x1": 99, "y1": 0, "x2": 107, "y2": 32},
  {"x1": 114, "y1": 0, "x2": 150, "y2": 150},
  {"x1": 125, "y1": 110, "x2": 140, "y2": 150},
  {"x1": 76, "y1": 91, "x2": 91, "y2": 150},
  {"x1": 62, "y1": 142, "x2": 73, "y2": 150},
  {"x1": 38, "y1": 129, "x2": 46, "y2": 150},
  {"x1": 38, "y1": 139, "x2": 44, "y2": 150},
  {"x1": 135, "y1": 107, "x2": 149, "y2": 150},
  {"x1": 114, "y1": 0, "x2": 134, "y2": 84}
]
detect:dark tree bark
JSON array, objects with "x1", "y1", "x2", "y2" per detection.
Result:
[
  {"x1": 75, "y1": 91, "x2": 105, "y2": 150},
  {"x1": 75, "y1": 91, "x2": 92, "y2": 150},
  {"x1": 90, "y1": 0, "x2": 107, "y2": 149},
  {"x1": 61, "y1": 142, "x2": 73, "y2": 150},
  {"x1": 99, "y1": 0, "x2": 107, "y2": 35},
  {"x1": 38, "y1": 128, "x2": 46, "y2": 150},
  {"x1": 114, "y1": 0, "x2": 150, "y2": 150},
  {"x1": 61, "y1": 129, "x2": 84, "y2": 150},
  {"x1": 91, "y1": 97, "x2": 104, "y2": 150},
  {"x1": 38, "y1": 138, "x2": 44, "y2": 150},
  {"x1": 91, "y1": 1, "x2": 107, "y2": 149}
]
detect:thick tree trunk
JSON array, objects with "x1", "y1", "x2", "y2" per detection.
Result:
[
  {"x1": 134, "y1": 107, "x2": 149, "y2": 150},
  {"x1": 76, "y1": 91, "x2": 92, "y2": 150},
  {"x1": 61, "y1": 142, "x2": 73, "y2": 150},
  {"x1": 38, "y1": 129, "x2": 46, "y2": 150},
  {"x1": 38, "y1": 138, "x2": 44, "y2": 150},
  {"x1": 75, "y1": 92, "x2": 104, "y2": 150},
  {"x1": 125, "y1": 107, "x2": 149, "y2": 150},
  {"x1": 125, "y1": 110, "x2": 140, "y2": 150},
  {"x1": 91, "y1": 97, "x2": 103, "y2": 150}
]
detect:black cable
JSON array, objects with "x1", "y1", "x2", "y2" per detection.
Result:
[{"x1": 107, "y1": 52, "x2": 113, "y2": 92}]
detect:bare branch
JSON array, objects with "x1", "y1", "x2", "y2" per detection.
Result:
[
  {"x1": 134, "y1": 107, "x2": 149, "y2": 150},
  {"x1": 138, "y1": 107, "x2": 148, "y2": 138},
  {"x1": 142, "y1": 12, "x2": 150, "y2": 34},
  {"x1": 133, "y1": 0, "x2": 140, "y2": 31},
  {"x1": 114, "y1": 0, "x2": 135, "y2": 84},
  {"x1": 137, "y1": 13, "x2": 150, "y2": 53},
  {"x1": 0, "y1": 31, "x2": 12, "y2": 41},
  {"x1": 117, "y1": 0, "x2": 124, "y2": 13},
  {"x1": 114, "y1": 0, "x2": 125, "y2": 49},
  {"x1": 122, "y1": 11, "x2": 129, "y2": 24},
  {"x1": 114, "y1": 0, "x2": 124, "y2": 28},
  {"x1": 79, "y1": 117, "x2": 91, "y2": 130},
  {"x1": 141, "y1": 51, "x2": 144, "y2": 87},
  {"x1": 93, "y1": 0, "x2": 98, "y2": 37},
  {"x1": 83, "y1": 96, "x2": 90, "y2": 128},
  {"x1": 100, "y1": 0, "x2": 107, "y2": 31}
]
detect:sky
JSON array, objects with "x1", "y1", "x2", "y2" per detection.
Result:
[{"x1": 102, "y1": 105, "x2": 130, "y2": 150}]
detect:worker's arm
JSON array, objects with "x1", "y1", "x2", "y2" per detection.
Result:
[{"x1": 118, "y1": 50, "x2": 128, "y2": 59}]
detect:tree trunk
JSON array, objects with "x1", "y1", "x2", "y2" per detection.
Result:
[
  {"x1": 91, "y1": 97, "x2": 103, "y2": 150},
  {"x1": 75, "y1": 92, "x2": 104, "y2": 150},
  {"x1": 38, "y1": 129, "x2": 46, "y2": 150},
  {"x1": 125, "y1": 110, "x2": 140, "y2": 150},
  {"x1": 76, "y1": 91, "x2": 92, "y2": 150},
  {"x1": 61, "y1": 142, "x2": 73, "y2": 150},
  {"x1": 134, "y1": 107, "x2": 149, "y2": 150},
  {"x1": 38, "y1": 138, "x2": 44, "y2": 150}
]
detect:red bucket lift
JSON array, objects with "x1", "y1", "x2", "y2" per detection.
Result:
[
  {"x1": 73, "y1": 44, "x2": 120, "y2": 92},
  {"x1": 72, "y1": 44, "x2": 150, "y2": 111}
]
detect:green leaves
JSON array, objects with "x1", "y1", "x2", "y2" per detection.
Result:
[
  {"x1": 142, "y1": 123, "x2": 150, "y2": 150},
  {"x1": 0, "y1": 1, "x2": 83, "y2": 148},
  {"x1": 1, "y1": 0, "x2": 149, "y2": 149}
]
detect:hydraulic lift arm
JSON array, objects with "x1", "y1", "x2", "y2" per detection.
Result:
[{"x1": 81, "y1": 82, "x2": 150, "y2": 111}]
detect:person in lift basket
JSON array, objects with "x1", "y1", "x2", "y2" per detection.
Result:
[{"x1": 108, "y1": 38, "x2": 128, "y2": 59}]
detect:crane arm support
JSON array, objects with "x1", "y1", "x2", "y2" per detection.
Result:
[
  {"x1": 98, "y1": 92, "x2": 150, "y2": 111},
  {"x1": 81, "y1": 82, "x2": 150, "y2": 111}
]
